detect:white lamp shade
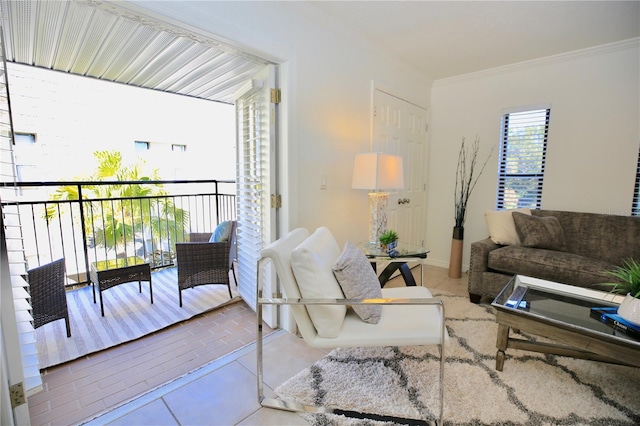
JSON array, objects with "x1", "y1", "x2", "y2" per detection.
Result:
[{"x1": 352, "y1": 152, "x2": 404, "y2": 190}]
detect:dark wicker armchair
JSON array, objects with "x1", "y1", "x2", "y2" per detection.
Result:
[
  {"x1": 175, "y1": 221, "x2": 237, "y2": 307},
  {"x1": 28, "y1": 258, "x2": 71, "y2": 337}
]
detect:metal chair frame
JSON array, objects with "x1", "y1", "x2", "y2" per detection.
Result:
[{"x1": 254, "y1": 229, "x2": 446, "y2": 425}]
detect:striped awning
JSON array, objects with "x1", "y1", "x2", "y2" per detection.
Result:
[{"x1": 0, "y1": 0, "x2": 269, "y2": 104}]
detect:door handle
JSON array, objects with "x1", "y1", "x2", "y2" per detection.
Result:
[{"x1": 397, "y1": 198, "x2": 411, "y2": 205}]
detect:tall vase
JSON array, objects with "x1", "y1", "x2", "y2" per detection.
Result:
[{"x1": 448, "y1": 226, "x2": 464, "y2": 279}]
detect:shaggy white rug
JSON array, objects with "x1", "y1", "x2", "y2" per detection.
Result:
[
  {"x1": 36, "y1": 267, "x2": 240, "y2": 369},
  {"x1": 276, "y1": 292, "x2": 640, "y2": 425}
]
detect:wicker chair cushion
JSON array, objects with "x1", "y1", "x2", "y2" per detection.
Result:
[{"x1": 210, "y1": 220, "x2": 233, "y2": 242}]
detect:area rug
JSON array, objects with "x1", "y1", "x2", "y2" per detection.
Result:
[
  {"x1": 35, "y1": 267, "x2": 240, "y2": 369},
  {"x1": 276, "y1": 292, "x2": 640, "y2": 425}
]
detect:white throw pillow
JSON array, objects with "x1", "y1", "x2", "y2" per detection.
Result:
[
  {"x1": 333, "y1": 241, "x2": 382, "y2": 324},
  {"x1": 484, "y1": 208, "x2": 531, "y2": 246},
  {"x1": 291, "y1": 227, "x2": 346, "y2": 338}
]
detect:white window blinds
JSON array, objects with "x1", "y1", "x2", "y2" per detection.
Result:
[
  {"x1": 496, "y1": 108, "x2": 550, "y2": 209},
  {"x1": 633, "y1": 148, "x2": 640, "y2": 216},
  {"x1": 234, "y1": 83, "x2": 268, "y2": 310},
  {"x1": 0, "y1": 32, "x2": 43, "y2": 404}
]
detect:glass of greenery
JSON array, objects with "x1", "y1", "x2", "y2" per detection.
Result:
[{"x1": 379, "y1": 229, "x2": 398, "y2": 252}]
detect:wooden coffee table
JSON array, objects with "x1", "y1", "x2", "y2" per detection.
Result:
[
  {"x1": 90, "y1": 256, "x2": 153, "y2": 316},
  {"x1": 492, "y1": 275, "x2": 640, "y2": 371}
]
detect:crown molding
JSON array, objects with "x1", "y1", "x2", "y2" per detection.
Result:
[{"x1": 433, "y1": 37, "x2": 640, "y2": 88}]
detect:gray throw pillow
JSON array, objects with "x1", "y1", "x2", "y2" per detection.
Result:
[
  {"x1": 512, "y1": 212, "x2": 567, "y2": 251},
  {"x1": 332, "y1": 241, "x2": 383, "y2": 324}
]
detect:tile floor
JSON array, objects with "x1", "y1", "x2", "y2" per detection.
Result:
[{"x1": 29, "y1": 265, "x2": 468, "y2": 426}]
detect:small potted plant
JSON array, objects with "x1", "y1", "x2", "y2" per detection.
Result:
[
  {"x1": 379, "y1": 229, "x2": 398, "y2": 253},
  {"x1": 603, "y1": 259, "x2": 640, "y2": 326}
]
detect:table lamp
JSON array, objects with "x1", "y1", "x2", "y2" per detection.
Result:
[{"x1": 352, "y1": 152, "x2": 404, "y2": 244}]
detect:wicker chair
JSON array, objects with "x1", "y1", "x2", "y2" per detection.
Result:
[
  {"x1": 28, "y1": 258, "x2": 71, "y2": 337},
  {"x1": 175, "y1": 221, "x2": 237, "y2": 307}
]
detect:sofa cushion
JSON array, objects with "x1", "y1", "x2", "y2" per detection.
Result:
[
  {"x1": 488, "y1": 246, "x2": 616, "y2": 289},
  {"x1": 291, "y1": 227, "x2": 346, "y2": 338},
  {"x1": 333, "y1": 241, "x2": 383, "y2": 324},
  {"x1": 513, "y1": 212, "x2": 567, "y2": 251},
  {"x1": 484, "y1": 208, "x2": 531, "y2": 246},
  {"x1": 531, "y1": 210, "x2": 640, "y2": 264}
]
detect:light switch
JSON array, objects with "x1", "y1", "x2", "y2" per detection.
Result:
[{"x1": 320, "y1": 175, "x2": 327, "y2": 190}]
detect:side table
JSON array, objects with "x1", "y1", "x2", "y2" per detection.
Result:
[
  {"x1": 90, "y1": 256, "x2": 153, "y2": 316},
  {"x1": 358, "y1": 242, "x2": 429, "y2": 287}
]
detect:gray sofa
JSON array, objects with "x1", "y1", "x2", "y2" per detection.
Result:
[{"x1": 468, "y1": 209, "x2": 640, "y2": 303}]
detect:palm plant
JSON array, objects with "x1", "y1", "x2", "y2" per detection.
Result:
[
  {"x1": 379, "y1": 229, "x2": 398, "y2": 245},
  {"x1": 46, "y1": 151, "x2": 189, "y2": 262},
  {"x1": 604, "y1": 259, "x2": 640, "y2": 298}
]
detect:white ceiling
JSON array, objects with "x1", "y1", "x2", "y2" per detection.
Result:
[
  {"x1": 310, "y1": 1, "x2": 640, "y2": 80},
  {"x1": 1, "y1": 1, "x2": 638, "y2": 104}
]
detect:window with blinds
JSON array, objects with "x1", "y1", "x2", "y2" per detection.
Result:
[
  {"x1": 496, "y1": 108, "x2": 550, "y2": 209},
  {"x1": 633, "y1": 148, "x2": 640, "y2": 216}
]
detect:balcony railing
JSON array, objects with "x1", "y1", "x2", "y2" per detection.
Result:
[{"x1": 1, "y1": 179, "x2": 236, "y2": 287}]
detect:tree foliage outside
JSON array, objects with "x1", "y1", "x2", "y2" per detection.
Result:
[{"x1": 46, "y1": 150, "x2": 189, "y2": 263}]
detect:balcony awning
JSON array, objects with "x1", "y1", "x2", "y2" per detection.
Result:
[{"x1": 0, "y1": 0, "x2": 270, "y2": 104}]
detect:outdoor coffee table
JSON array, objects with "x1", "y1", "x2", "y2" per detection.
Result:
[
  {"x1": 90, "y1": 256, "x2": 153, "y2": 316},
  {"x1": 492, "y1": 275, "x2": 640, "y2": 371}
]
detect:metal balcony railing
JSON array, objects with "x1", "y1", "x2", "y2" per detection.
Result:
[{"x1": 0, "y1": 179, "x2": 236, "y2": 287}]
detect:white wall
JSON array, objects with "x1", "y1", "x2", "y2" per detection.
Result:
[
  {"x1": 125, "y1": 2, "x2": 638, "y2": 270},
  {"x1": 126, "y1": 1, "x2": 432, "y2": 247},
  {"x1": 428, "y1": 39, "x2": 640, "y2": 270}
]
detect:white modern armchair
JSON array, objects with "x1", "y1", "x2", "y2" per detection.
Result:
[{"x1": 256, "y1": 227, "x2": 447, "y2": 425}]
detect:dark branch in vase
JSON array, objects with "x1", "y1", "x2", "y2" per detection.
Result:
[{"x1": 454, "y1": 136, "x2": 494, "y2": 229}]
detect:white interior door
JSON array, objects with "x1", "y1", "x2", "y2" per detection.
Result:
[
  {"x1": 234, "y1": 65, "x2": 278, "y2": 325},
  {"x1": 372, "y1": 89, "x2": 428, "y2": 247}
]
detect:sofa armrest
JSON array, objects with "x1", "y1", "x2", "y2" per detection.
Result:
[{"x1": 468, "y1": 238, "x2": 502, "y2": 301}]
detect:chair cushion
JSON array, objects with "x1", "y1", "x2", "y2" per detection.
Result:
[
  {"x1": 291, "y1": 227, "x2": 346, "y2": 338},
  {"x1": 210, "y1": 221, "x2": 233, "y2": 242},
  {"x1": 309, "y1": 286, "x2": 447, "y2": 348},
  {"x1": 513, "y1": 212, "x2": 567, "y2": 251},
  {"x1": 333, "y1": 241, "x2": 382, "y2": 324},
  {"x1": 484, "y1": 208, "x2": 531, "y2": 246}
]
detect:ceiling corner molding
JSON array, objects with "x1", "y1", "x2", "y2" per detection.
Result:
[{"x1": 433, "y1": 37, "x2": 640, "y2": 88}]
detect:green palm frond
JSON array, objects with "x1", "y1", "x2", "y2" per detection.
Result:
[
  {"x1": 603, "y1": 259, "x2": 640, "y2": 298},
  {"x1": 379, "y1": 230, "x2": 398, "y2": 245},
  {"x1": 46, "y1": 150, "x2": 190, "y2": 256}
]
